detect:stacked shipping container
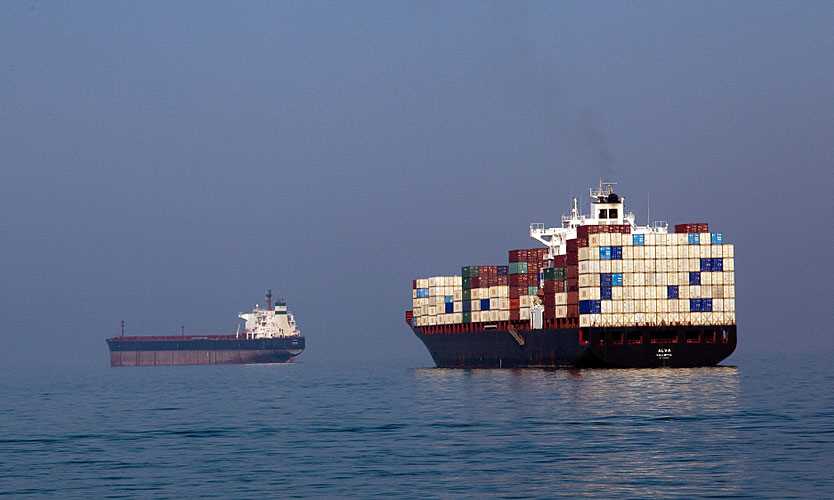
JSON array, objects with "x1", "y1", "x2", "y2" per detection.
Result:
[
  {"x1": 576, "y1": 226, "x2": 735, "y2": 328},
  {"x1": 410, "y1": 224, "x2": 735, "y2": 330}
]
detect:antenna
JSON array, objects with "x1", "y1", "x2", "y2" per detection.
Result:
[
  {"x1": 647, "y1": 192, "x2": 650, "y2": 227},
  {"x1": 266, "y1": 289, "x2": 273, "y2": 309},
  {"x1": 120, "y1": 320, "x2": 125, "y2": 337},
  {"x1": 180, "y1": 325, "x2": 185, "y2": 337}
]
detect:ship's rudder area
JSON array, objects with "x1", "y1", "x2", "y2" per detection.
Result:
[{"x1": 584, "y1": 325, "x2": 737, "y2": 368}]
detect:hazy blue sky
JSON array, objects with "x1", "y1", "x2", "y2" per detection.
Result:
[{"x1": 1, "y1": 1, "x2": 831, "y2": 368}]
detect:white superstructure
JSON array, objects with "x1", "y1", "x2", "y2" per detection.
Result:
[
  {"x1": 530, "y1": 181, "x2": 668, "y2": 258},
  {"x1": 237, "y1": 290, "x2": 302, "y2": 339}
]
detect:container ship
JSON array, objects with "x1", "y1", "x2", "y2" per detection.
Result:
[
  {"x1": 106, "y1": 290, "x2": 305, "y2": 367},
  {"x1": 406, "y1": 182, "x2": 737, "y2": 368}
]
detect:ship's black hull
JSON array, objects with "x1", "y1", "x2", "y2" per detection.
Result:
[
  {"x1": 413, "y1": 325, "x2": 736, "y2": 368},
  {"x1": 106, "y1": 336, "x2": 305, "y2": 367}
]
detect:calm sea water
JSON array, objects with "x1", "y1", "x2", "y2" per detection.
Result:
[{"x1": 1, "y1": 351, "x2": 832, "y2": 499}]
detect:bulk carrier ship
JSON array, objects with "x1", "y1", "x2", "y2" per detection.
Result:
[
  {"x1": 107, "y1": 290, "x2": 305, "y2": 367},
  {"x1": 406, "y1": 182, "x2": 737, "y2": 368}
]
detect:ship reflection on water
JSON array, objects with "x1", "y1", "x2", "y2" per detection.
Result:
[{"x1": 412, "y1": 366, "x2": 743, "y2": 497}]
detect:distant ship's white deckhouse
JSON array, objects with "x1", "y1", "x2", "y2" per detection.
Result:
[{"x1": 238, "y1": 289, "x2": 302, "y2": 339}]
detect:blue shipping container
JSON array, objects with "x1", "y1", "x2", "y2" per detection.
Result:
[
  {"x1": 579, "y1": 300, "x2": 602, "y2": 314},
  {"x1": 611, "y1": 246, "x2": 623, "y2": 260},
  {"x1": 700, "y1": 258, "x2": 713, "y2": 272},
  {"x1": 711, "y1": 233, "x2": 724, "y2": 245},
  {"x1": 703, "y1": 298, "x2": 713, "y2": 312},
  {"x1": 612, "y1": 273, "x2": 623, "y2": 286},
  {"x1": 444, "y1": 295, "x2": 454, "y2": 304},
  {"x1": 599, "y1": 246, "x2": 612, "y2": 260},
  {"x1": 463, "y1": 301, "x2": 472, "y2": 312},
  {"x1": 445, "y1": 302, "x2": 454, "y2": 314},
  {"x1": 600, "y1": 286, "x2": 613, "y2": 300},
  {"x1": 668, "y1": 285, "x2": 679, "y2": 299},
  {"x1": 713, "y1": 258, "x2": 723, "y2": 271},
  {"x1": 417, "y1": 288, "x2": 430, "y2": 298},
  {"x1": 480, "y1": 299, "x2": 490, "y2": 311},
  {"x1": 689, "y1": 272, "x2": 701, "y2": 285},
  {"x1": 690, "y1": 298, "x2": 703, "y2": 312},
  {"x1": 688, "y1": 233, "x2": 700, "y2": 245},
  {"x1": 600, "y1": 273, "x2": 613, "y2": 286},
  {"x1": 633, "y1": 234, "x2": 645, "y2": 246},
  {"x1": 497, "y1": 265, "x2": 509, "y2": 276}
]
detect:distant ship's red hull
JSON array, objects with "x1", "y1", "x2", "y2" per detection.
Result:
[{"x1": 106, "y1": 335, "x2": 305, "y2": 367}]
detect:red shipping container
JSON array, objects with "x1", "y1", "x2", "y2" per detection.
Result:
[
  {"x1": 510, "y1": 310, "x2": 520, "y2": 321},
  {"x1": 553, "y1": 280, "x2": 565, "y2": 293},
  {"x1": 470, "y1": 277, "x2": 481, "y2": 288},
  {"x1": 567, "y1": 266, "x2": 578, "y2": 279},
  {"x1": 567, "y1": 291, "x2": 579, "y2": 305},
  {"x1": 553, "y1": 255, "x2": 567, "y2": 267},
  {"x1": 412, "y1": 280, "x2": 417, "y2": 289},
  {"x1": 510, "y1": 298, "x2": 520, "y2": 310},
  {"x1": 497, "y1": 275, "x2": 508, "y2": 285},
  {"x1": 675, "y1": 223, "x2": 709, "y2": 233}
]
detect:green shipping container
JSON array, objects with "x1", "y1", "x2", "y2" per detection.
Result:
[
  {"x1": 528, "y1": 286, "x2": 539, "y2": 295},
  {"x1": 462, "y1": 266, "x2": 480, "y2": 278},
  {"x1": 462, "y1": 277, "x2": 472, "y2": 289},
  {"x1": 543, "y1": 267, "x2": 567, "y2": 280},
  {"x1": 509, "y1": 262, "x2": 528, "y2": 274},
  {"x1": 463, "y1": 289, "x2": 472, "y2": 301},
  {"x1": 462, "y1": 312, "x2": 471, "y2": 323}
]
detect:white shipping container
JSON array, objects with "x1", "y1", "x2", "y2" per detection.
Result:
[
  {"x1": 578, "y1": 247, "x2": 590, "y2": 261},
  {"x1": 646, "y1": 259, "x2": 657, "y2": 272},
  {"x1": 580, "y1": 315, "x2": 591, "y2": 327},
  {"x1": 499, "y1": 310, "x2": 510, "y2": 321},
  {"x1": 623, "y1": 246, "x2": 634, "y2": 259},
  {"x1": 724, "y1": 258, "x2": 735, "y2": 272},
  {"x1": 724, "y1": 285, "x2": 735, "y2": 298},
  {"x1": 600, "y1": 233, "x2": 611, "y2": 246},
  {"x1": 520, "y1": 296, "x2": 532, "y2": 307},
  {"x1": 702, "y1": 272, "x2": 713, "y2": 286},
  {"x1": 633, "y1": 285, "x2": 645, "y2": 299},
  {"x1": 579, "y1": 261, "x2": 591, "y2": 274},
  {"x1": 645, "y1": 233, "x2": 656, "y2": 246},
  {"x1": 555, "y1": 292, "x2": 568, "y2": 305},
  {"x1": 633, "y1": 247, "x2": 645, "y2": 259},
  {"x1": 589, "y1": 234, "x2": 600, "y2": 248},
  {"x1": 520, "y1": 308, "x2": 530, "y2": 320},
  {"x1": 600, "y1": 261, "x2": 612, "y2": 273},
  {"x1": 612, "y1": 287, "x2": 623, "y2": 300},
  {"x1": 590, "y1": 261, "x2": 600, "y2": 273},
  {"x1": 611, "y1": 233, "x2": 622, "y2": 246},
  {"x1": 555, "y1": 305, "x2": 568, "y2": 318},
  {"x1": 725, "y1": 272, "x2": 735, "y2": 285}
]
